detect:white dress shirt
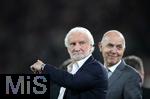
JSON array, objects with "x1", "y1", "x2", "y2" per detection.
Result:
[
  {"x1": 105, "y1": 60, "x2": 121, "y2": 78},
  {"x1": 57, "y1": 54, "x2": 92, "y2": 99}
]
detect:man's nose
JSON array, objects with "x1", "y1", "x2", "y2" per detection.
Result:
[
  {"x1": 111, "y1": 46, "x2": 118, "y2": 53},
  {"x1": 74, "y1": 43, "x2": 81, "y2": 51}
]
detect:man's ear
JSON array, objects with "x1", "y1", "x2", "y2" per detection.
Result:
[{"x1": 98, "y1": 42, "x2": 102, "y2": 52}]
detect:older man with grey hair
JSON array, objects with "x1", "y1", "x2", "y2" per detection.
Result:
[
  {"x1": 30, "y1": 27, "x2": 108, "y2": 99},
  {"x1": 98, "y1": 30, "x2": 142, "y2": 99}
]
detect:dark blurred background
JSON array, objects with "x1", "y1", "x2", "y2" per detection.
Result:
[{"x1": 0, "y1": 0, "x2": 149, "y2": 98}]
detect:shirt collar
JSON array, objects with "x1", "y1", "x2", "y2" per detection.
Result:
[
  {"x1": 76, "y1": 54, "x2": 92, "y2": 68},
  {"x1": 107, "y1": 60, "x2": 121, "y2": 73}
]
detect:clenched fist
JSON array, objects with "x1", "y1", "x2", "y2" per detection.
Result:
[{"x1": 30, "y1": 60, "x2": 45, "y2": 73}]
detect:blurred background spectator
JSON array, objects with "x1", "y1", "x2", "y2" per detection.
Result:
[{"x1": 0, "y1": 0, "x2": 149, "y2": 98}]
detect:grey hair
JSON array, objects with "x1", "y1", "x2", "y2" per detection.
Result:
[
  {"x1": 101, "y1": 30, "x2": 126, "y2": 48},
  {"x1": 64, "y1": 27, "x2": 94, "y2": 47}
]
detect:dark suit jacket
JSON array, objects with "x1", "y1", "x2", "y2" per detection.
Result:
[
  {"x1": 106, "y1": 60, "x2": 142, "y2": 99},
  {"x1": 43, "y1": 56, "x2": 108, "y2": 99}
]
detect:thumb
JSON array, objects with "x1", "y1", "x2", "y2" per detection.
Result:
[{"x1": 37, "y1": 59, "x2": 43, "y2": 63}]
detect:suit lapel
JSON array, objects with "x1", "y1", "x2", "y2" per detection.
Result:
[
  {"x1": 108, "y1": 60, "x2": 126, "y2": 88},
  {"x1": 76, "y1": 56, "x2": 94, "y2": 72}
]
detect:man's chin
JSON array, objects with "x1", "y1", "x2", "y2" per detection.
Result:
[
  {"x1": 107, "y1": 60, "x2": 118, "y2": 66},
  {"x1": 72, "y1": 56, "x2": 85, "y2": 61}
]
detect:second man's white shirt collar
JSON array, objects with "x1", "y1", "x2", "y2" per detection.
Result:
[{"x1": 107, "y1": 60, "x2": 121, "y2": 73}]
